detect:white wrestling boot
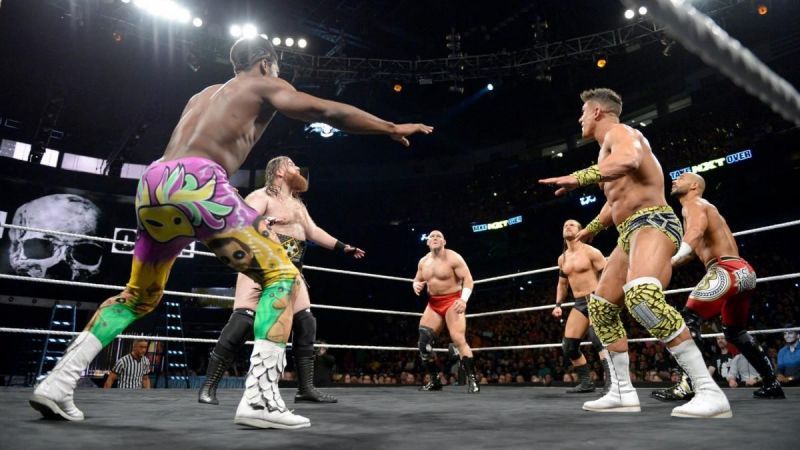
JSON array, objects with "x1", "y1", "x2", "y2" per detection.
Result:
[
  {"x1": 669, "y1": 340, "x2": 732, "y2": 419},
  {"x1": 582, "y1": 350, "x2": 641, "y2": 412},
  {"x1": 29, "y1": 331, "x2": 103, "y2": 421},
  {"x1": 234, "y1": 340, "x2": 311, "y2": 429}
]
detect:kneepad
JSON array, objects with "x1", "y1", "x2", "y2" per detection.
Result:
[
  {"x1": 624, "y1": 278, "x2": 685, "y2": 342},
  {"x1": 588, "y1": 294, "x2": 626, "y2": 345},
  {"x1": 292, "y1": 309, "x2": 317, "y2": 359},
  {"x1": 215, "y1": 308, "x2": 255, "y2": 358},
  {"x1": 418, "y1": 326, "x2": 436, "y2": 361},
  {"x1": 562, "y1": 337, "x2": 582, "y2": 361}
]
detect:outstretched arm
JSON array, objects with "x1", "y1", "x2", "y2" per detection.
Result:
[
  {"x1": 596, "y1": 126, "x2": 644, "y2": 181},
  {"x1": 304, "y1": 209, "x2": 364, "y2": 258},
  {"x1": 539, "y1": 126, "x2": 643, "y2": 195},
  {"x1": 261, "y1": 77, "x2": 433, "y2": 146}
]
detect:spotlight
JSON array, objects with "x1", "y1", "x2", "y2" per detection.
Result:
[
  {"x1": 298, "y1": 38, "x2": 307, "y2": 48},
  {"x1": 757, "y1": 5, "x2": 768, "y2": 15},
  {"x1": 229, "y1": 24, "x2": 242, "y2": 38},
  {"x1": 393, "y1": 83, "x2": 403, "y2": 93},
  {"x1": 624, "y1": 9, "x2": 635, "y2": 19},
  {"x1": 272, "y1": 37, "x2": 281, "y2": 46},
  {"x1": 192, "y1": 17, "x2": 202, "y2": 27},
  {"x1": 285, "y1": 37, "x2": 295, "y2": 47},
  {"x1": 260, "y1": 34, "x2": 269, "y2": 40},
  {"x1": 638, "y1": 6, "x2": 648, "y2": 16},
  {"x1": 242, "y1": 24, "x2": 257, "y2": 39},
  {"x1": 486, "y1": 83, "x2": 494, "y2": 91},
  {"x1": 596, "y1": 58, "x2": 607, "y2": 69}
]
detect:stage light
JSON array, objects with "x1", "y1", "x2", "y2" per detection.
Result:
[
  {"x1": 638, "y1": 6, "x2": 648, "y2": 16},
  {"x1": 230, "y1": 24, "x2": 242, "y2": 38},
  {"x1": 596, "y1": 58, "x2": 607, "y2": 69},
  {"x1": 192, "y1": 17, "x2": 203, "y2": 27},
  {"x1": 272, "y1": 37, "x2": 281, "y2": 46},
  {"x1": 285, "y1": 37, "x2": 295, "y2": 47},
  {"x1": 298, "y1": 38, "x2": 307, "y2": 48},
  {"x1": 758, "y1": 5, "x2": 768, "y2": 15},
  {"x1": 242, "y1": 24, "x2": 257, "y2": 39},
  {"x1": 624, "y1": 9, "x2": 635, "y2": 19},
  {"x1": 393, "y1": 84, "x2": 403, "y2": 93},
  {"x1": 487, "y1": 83, "x2": 494, "y2": 91}
]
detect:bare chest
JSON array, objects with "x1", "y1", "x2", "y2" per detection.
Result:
[
  {"x1": 562, "y1": 251, "x2": 593, "y2": 275},
  {"x1": 267, "y1": 198, "x2": 307, "y2": 238},
  {"x1": 421, "y1": 257, "x2": 455, "y2": 281}
]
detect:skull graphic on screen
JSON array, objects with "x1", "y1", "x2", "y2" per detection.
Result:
[{"x1": 8, "y1": 194, "x2": 104, "y2": 280}]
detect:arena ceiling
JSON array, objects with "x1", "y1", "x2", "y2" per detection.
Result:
[{"x1": 0, "y1": 0, "x2": 795, "y2": 170}]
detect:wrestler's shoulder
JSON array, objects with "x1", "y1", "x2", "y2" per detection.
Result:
[
  {"x1": 582, "y1": 243, "x2": 604, "y2": 256},
  {"x1": 446, "y1": 249, "x2": 466, "y2": 261}
]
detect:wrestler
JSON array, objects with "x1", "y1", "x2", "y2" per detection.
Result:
[
  {"x1": 413, "y1": 230, "x2": 479, "y2": 393},
  {"x1": 29, "y1": 35, "x2": 432, "y2": 429},
  {"x1": 650, "y1": 172, "x2": 784, "y2": 400},
  {"x1": 552, "y1": 219, "x2": 611, "y2": 393},
  {"x1": 199, "y1": 156, "x2": 364, "y2": 405},
  {"x1": 540, "y1": 88, "x2": 730, "y2": 418}
]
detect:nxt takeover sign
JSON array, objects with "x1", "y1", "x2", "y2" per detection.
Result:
[{"x1": 669, "y1": 149, "x2": 752, "y2": 180}]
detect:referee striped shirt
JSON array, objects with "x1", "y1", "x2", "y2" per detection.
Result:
[{"x1": 112, "y1": 354, "x2": 151, "y2": 389}]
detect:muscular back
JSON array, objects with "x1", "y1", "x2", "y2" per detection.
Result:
[
  {"x1": 599, "y1": 125, "x2": 667, "y2": 224},
  {"x1": 686, "y1": 198, "x2": 739, "y2": 264},
  {"x1": 161, "y1": 77, "x2": 277, "y2": 175}
]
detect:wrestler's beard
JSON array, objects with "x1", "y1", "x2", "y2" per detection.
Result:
[{"x1": 287, "y1": 172, "x2": 309, "y2": 193}]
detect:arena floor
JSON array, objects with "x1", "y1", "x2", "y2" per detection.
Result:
[{"x1": 1, "y1": 386, "x2": 796, "y2": 449}]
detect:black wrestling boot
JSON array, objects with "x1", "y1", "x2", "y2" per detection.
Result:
[
  {"x1": 600, "y1": 358, "x2": 611, "y2": 394},
  {"x1": 198, "y1": 352, "x2": 230, "y2": 405},
  {"x1": 448, "y1": 344, "x2": 466, "y2": 385},
  {"x1": 753, "y1": 379, "x2": 785, "y2": 399},
  {"x1": 566, "y1": 364, "x2": 596, "y2": 393},
  {"x1": 419, "y1": 361, "x2": 443, "y2": 391},
  {"x1": 294, "y1": 356, "x2": 338, "y2": 403},
  {"x1": 461, "y1": 357, "x2": 480, "y2": 393},
  {"x1": 651, "y1": 372, "x2": 695, "y2": 402}
]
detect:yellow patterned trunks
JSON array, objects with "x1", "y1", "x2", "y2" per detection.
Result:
[{"x1": 616, "y1": 205, "x2": 683, "y2": 254}]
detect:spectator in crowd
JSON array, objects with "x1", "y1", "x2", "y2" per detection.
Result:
[
  {"x1": 727, "y1": 353, "x2": 761, "y2": 388},
  {"x1": 777, "y1": 329, "x2": 800, "y2": 386}
]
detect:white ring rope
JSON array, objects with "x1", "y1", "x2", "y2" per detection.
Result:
[
  {"x1": 2, "y1": 219, "x2": 797, "y2": 285},
  {"x1": 0, "y1": 223, "x2": 413, "y2": 283},
  {"x1": 468, "y1": 273, "x2": 800, "y2": 318},
  {"x1": 0, "y1": 274, "x2": 422, "y2": 317},
  {"x1": 1, "y1": 326, "x2": 796, "y2": 353},
  {"x1": 623, "y1": 0, "x2": 800, "y2": 127},
  {"x1": 473, "y1": 219, "x2": 800, "y2": 284},
  {"x1": 0, "y1": 218, "x2": 798, "y2": 318}
]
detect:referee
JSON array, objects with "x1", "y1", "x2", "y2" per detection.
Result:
[{"x1": 104, "y1": 340, "x2": 151, "y2": 389}]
